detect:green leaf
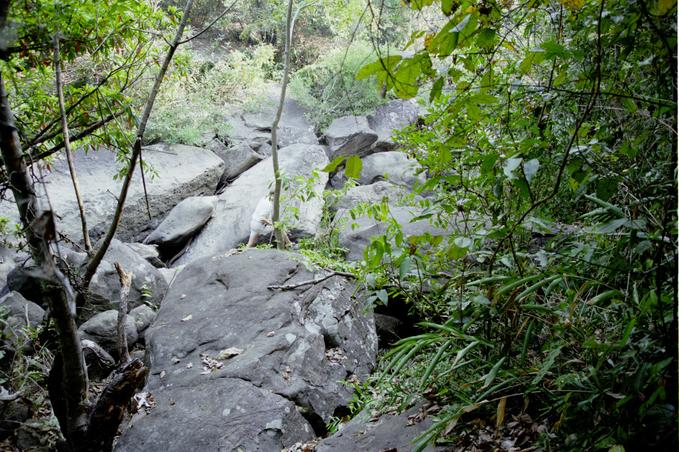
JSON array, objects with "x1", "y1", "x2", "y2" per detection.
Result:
[
  {"x1": 476, "y1": 28, "x2": 496, "y2": 49},
  {"x1": 322, "y1": 156, "x2": 346, "y2": 173},
  {"x1": 356, "y1": 55, "x2": 401, "y2": 80},
  {"x1": 399, "y1": 256, "x2": 413, "y2": 280},
  {"x1": 430, "y1": 77, "x2": 444, "y2": 102},
  {"x1": 344, "y1": 155, "x2": 362, "y2": 179},
  {"x1": 482, "y1": 357, "x2": 506, "y2": 389},
  {"x1": 532, "y1": 347, "x2": 561, "y2": 386},
  {"x1": 441, "y1": 0, "x2": 455, "y2": 15}
]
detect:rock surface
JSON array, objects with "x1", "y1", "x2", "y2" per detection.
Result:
[
  {"x1": 115, "y1": 249, "x2": 377, "y2": 450},
  {"x1": 0, "y1": 291, "x2": 45, "y2": 349},
  {"x1": 337, "y1": 205, "x2": 449, "y2": 261},
  {"x1": 144, "y1": 196, "x2": 217, "y2": 251},
  {"x1": 316, "y1": 405, "x2": 440, "y2": 452},
  {"x1": 0, "y1": 144, "x2": 224, "y2": 245},
  {"x1": 63, "y1": 240, "x2": 169, "y2": 317},
  {"x1": 175, "y1": 144, "x2": 328, "y2": 265},
  {"x1": 359, "y1": 151, "x2": 425, "y2": 188},
  {"x1": 212, "y1": 141, "x2": 265, "y2": 185},
  {"x1": 331, "y1": 181, "x2": 413, "y2": 211},
  {"x1": 367, "y1": 99, "x2": 421, "y2": 152},
  {"x1": 78, "y1": 309, "x2": 138, "y2": 354},
  {"x1": 324, "y1": 115, "x2": 378, "y2": 158}
]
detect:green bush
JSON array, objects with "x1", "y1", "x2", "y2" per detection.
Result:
[
  {"x1": 289, "y1": 41, "x2": 390, "y2": 131},
  {"x1": 146, "y1": 44, "x2": 276, "y2": 146}
]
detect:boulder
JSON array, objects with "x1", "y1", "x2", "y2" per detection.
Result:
[
  {"x1": 0, "y1": 144, "x2": 224, "y2": 246},
  {"x1": 225, "y1": 82, "x2": 318, "y2": 152},
  {"x1": 144, "y1": 196, "x2": 217, "y2": 251},
  {"x1": 331, "y1": 181, "x2": 414, "y2": 211},
  {"x1": 78, "y1": 309, "x2": 138, "y2": 354},
  {"x1": 129, "y1": 304, "x2": 157, "y2": 334},
  {"x1": 115, "y1": 378, "x2": 314, "y2": 452},
  {"x1": 367, "y1": 99, "x2": 421, "y2": 152},
  {"x1": 0, "y1": 291, "x2": 45, "y2": 349},
  {"x1": 125, "y1": 243, "x2": 164, "y2": 268},
  {"x1": 0, "y1": 247, "x2": 22, "y2": 289},
  {"x1": 63, "y1": 240, "x2": 169, "y2": 317},
  {"x1": 324, "y1": 115, "x2": 377, "y2": 158},
  {"x1": 316, "y1": 405, "x2": 441, "y2": 452},
  {"x1": 211, "y1": 141, "x2": 265, "y2": 185},
  {"x1": 359, "y1": 151, "x2": 425, "y2": 188},
  {"x1": 116, "y1": 249, "x2": 377, "y2": 450},
  {"x1": 336, "y1": 206, "x2": 450, "y2": 261},
  {"x1": 175, "y1": 144, "x2": 328, "y2": 265}
]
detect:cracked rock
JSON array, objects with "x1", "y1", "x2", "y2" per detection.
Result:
[{"x1": 115, "y1": 249, "x2": 377, "y2": 450}]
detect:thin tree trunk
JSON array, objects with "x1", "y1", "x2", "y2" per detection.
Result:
[
  {"x1": 114, "y1": 262, "x2": 132, "y2": 363},
  {"x1": 0, "y1": 72, "x2": 89, "y2": 449},
  {"x1": 271, "y1": 0, "x2": 295, "y2": 249},
  {"x1": 54, "y1": 34, "x2": 92, "y2": 253},
  {"x1": 79, "y1": 0, "x2": 194, "y2": 291}
]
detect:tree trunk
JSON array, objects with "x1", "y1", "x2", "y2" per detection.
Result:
[{"x1": 271, "y1": 0, "x2": 295, "y2": 249}]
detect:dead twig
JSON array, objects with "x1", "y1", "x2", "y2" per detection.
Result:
[
  {"x1": 268, "y1": 270, "x2": 355, "y2": 290},
  {"x1": 114, "y1": 262, "x2": 132, "y2": 363}
]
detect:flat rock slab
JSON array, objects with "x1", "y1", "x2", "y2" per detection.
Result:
[
  {"x1": 115, "y1": 377, "x2": 314, "y2": 452},
  {"x1": 316, "y1": 405, "x2": 441, "y2": 452},
  {"x1": 0, "y1": 144, "x2": 224, "y2": 245},
  {"x1": 175, "y1": 144, "x2": 328, "y2": 265},
  {"x1": 116, "y1": 249, "x2": 377, "y2": 450},
  {"x1": 332, "y1": 181, "x2": 414, "y2": 211}
]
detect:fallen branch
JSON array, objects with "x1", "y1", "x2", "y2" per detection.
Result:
[{"x1": 268, "y1": 270, "x2": 355, "y2": 291}]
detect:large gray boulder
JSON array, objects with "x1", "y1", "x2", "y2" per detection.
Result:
[
  {"x1": 331, "y1": 181, "x2": 414, "y2": 211},
  {"x1": 175, "y1": 144, "x2": 328, "y2": 266},
  {"x1": 144, "y1": 196, "x2": 217, "y2": 250},
  {"x1": 359, "y1": 151, "x2": 426, "y2": 188},
  {"x1": 62, "y1": 240, "x2": 169, "y2": 317},
  {"x1": 367, "y1": 99, "x2": 421, "y2": 152},
  {"x1": 115, "y1": 249, "x2": 377, "y2": 450},
  {"x1": 0, "y1": 144, "x2": 224, "y2": 245},
  {"x1": 337, "y1": 206, "x2": 450, "y2": 261},
  {"x1": 209, "y1": 141, "x2": 265, "y2": 185},
  {"x1": 316, "y1": 405, "x2": 441, "y2": 452},
  {"x1": 78, "y1": 309, "x2": 138, "y2": 354},
  {"x1": 0, "y1": 291, "x2": 45, "y2": 350},
  {"x1": 324, "y1": 116, "x2": 378, "y2": 158}
]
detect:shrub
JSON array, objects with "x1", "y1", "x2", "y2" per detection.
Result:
[{"x1": 289, "y1": 41, "x2": 390, "y2": 131}]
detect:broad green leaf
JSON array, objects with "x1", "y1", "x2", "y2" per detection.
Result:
[
  {"x1": 430, "y1": 77, "x2": 444, "y2": 102},
  {"x1": 476, "y1": 28, "x2": 496, "y2": 49},
  {"x1": 441, "y1": 0, "x2": 455, "y2": 15},
  {"x1": 344, "y1": 155, "x2": 362, "y2": 179},
  {"x1": 356, "y1": 55, "x2": 401, "y2": 80},
  {"x1": 321, "y1": 156, "x2": 346, "y2": 173}
]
